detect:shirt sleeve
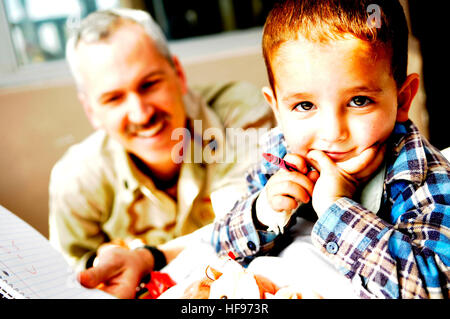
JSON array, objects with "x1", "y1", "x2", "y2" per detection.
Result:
[
  {"x1": 48, "y1": 149, "x2": 113, "y2": 272},
  {"x1": 311, "y1": 182, "x2": 450, "y2": 299},
  {"x1": 211, "y1": 126, "x2": 293, "y2": 264}
]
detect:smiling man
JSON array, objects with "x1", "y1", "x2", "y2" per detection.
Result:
[{"x1": 48, "y1": 8, "x2": 273, "y2": 297}]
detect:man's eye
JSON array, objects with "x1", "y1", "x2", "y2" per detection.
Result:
[
  {"x1": 349, "y1": 96, "x2": 373, "y2": 107},
  {"x1": 103, "y1": 95, "x2": 122, "y2": 104},
  {"x1": 293, "y1": 101, "x2": 315, "y2": 111},
  {"x1": 140, "y1": 79, "x2": 161, "y2": 92},
  {"x1": 141, "y1": 82, "x2": 154, "y2": 90}
]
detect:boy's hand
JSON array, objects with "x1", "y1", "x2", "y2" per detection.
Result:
[
  {"x1": 265, "y1": 153, "x2": 319, "y2": 213},
  {"x1": 306, "y1": 143, "x2": 386, "y2": 217}
]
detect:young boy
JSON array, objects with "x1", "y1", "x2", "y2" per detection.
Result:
[{"x1": 212, "y1": 0, "x2": 450, "y2": 298}]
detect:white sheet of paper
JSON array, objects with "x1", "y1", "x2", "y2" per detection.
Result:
[{"x1": 0, "y1": 205, "x2": 115, "y2": 299}]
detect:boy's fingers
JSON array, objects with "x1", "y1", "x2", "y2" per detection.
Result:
[
  {"x1": 306, "y1": 150, "x2": 337, "y2": 173},
  {"x1": 271, "y1": 170, "x2": 315, "y2": 196},
  {"x1": 336, "y1": 145, "x2": 378, "y2": 174},
  {"x1": 283, "y1": 153, "x2": 308, "y2": 174},
  {"x1": 270, "y1": 181, "x2": 311, "y2": 204},
  {"x1": 307, "y1": 170, "x2": 320, "y2": 182},
  {"x1": 271, "y1": 194, "x2": 301, "y2": 212},
  {"x1": 352, "y1": 143, "x2": 387, "y2": 180}
]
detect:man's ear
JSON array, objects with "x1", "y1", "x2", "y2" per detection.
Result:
[
  {"x1": 171, "y1": 55, "x2": 188, "y2": 95},
  {"x1": 262, "y1": 86, "x2": 280, "y2": 123},
  {"x1": 78, "y1": 92, "x2": 102, "y2": 129},
  {"x1": 396, "y1": 73, "x2": 420, "y2": 122}
]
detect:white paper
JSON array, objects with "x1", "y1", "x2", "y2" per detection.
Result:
[{"x1": 0, "y1": 205, "x2": 115, "y2": 299}]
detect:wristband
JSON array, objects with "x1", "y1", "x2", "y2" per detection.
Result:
[
  {"x1": 85, "y1": 252, "x2": 97, "y2": 269},
  {"x1": 140, "y1": 245, "x2": 167, "y2": 271}
]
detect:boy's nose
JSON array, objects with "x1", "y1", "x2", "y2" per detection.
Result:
[
  {"x1": 318, "y1": 111, "x2": 349, "y2": 143},
  {"x1": 127, "y1": 93, "x2": 155, "y2": 124}
]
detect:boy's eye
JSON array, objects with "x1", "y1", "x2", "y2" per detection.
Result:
[
  {"x1": 293, "y1": 101, "x2": 315, "y2": 111},
  {"x1": 349, "y1": 96, "x2": 373, "y2": 107}
]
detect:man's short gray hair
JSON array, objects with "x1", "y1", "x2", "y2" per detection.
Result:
[{"x1": 66, "y1": 8, "x2": 172, "y2": 89}]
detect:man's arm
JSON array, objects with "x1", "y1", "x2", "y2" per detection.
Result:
[
  {"x1": 48, "y1": 140, "x2": 113, "y2": 272},
  {"x1": 78, "y1": 227, "x2": 209, "y2": 298}
]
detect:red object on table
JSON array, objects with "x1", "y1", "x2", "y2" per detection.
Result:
[{"x1": 137, "y1": 271, "x2": 177, "y2": 299}]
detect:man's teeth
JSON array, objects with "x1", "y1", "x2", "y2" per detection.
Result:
[{"x1": 136, "y1": 121, "x2": 164, "y2": 137}]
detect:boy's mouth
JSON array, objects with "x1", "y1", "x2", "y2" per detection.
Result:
[
  {"x1": 321, "y1": 142, "x2": 383, "y2": 163},
  {"x1": 323, "y1": 151, "x2": 352, "y2": 162}
]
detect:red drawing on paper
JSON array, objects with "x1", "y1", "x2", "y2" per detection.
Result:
[
  {"x1": 26, "y1": 266, "x2": 37, "y2": 275},
  {"x1": 11, "y1": 240, "x2": 23, "y2": 259}
]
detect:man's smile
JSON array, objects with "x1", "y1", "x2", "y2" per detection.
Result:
[{"x1": 127, "y1": 112, "x2": 169, "y2": 139}]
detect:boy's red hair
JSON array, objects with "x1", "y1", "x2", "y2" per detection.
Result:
[{"x1": 262, "y1": 0, "x2": 409, "y2": 94}]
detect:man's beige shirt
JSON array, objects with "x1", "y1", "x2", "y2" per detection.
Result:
[{"x1": 49, "y1": 82, "x2": 274, "y2": 270}]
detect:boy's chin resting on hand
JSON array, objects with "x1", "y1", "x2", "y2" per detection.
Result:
[{"x1": 306, "y1": 143, "x2": 386, "y2": 217}]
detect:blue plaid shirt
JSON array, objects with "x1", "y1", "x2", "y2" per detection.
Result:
[{"x1": 212, "y1": 120, "x2": 450, "y2": 298}]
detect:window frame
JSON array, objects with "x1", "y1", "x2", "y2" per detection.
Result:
[
  {"x1": 0, "y1": 1, "x2": 74, "y2": 88},
  {"x1": 0, "y1": 1, "x2": 263, "y2": 90}
]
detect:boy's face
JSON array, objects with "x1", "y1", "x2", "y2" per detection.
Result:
[{"x1": 264, "y1": 37, "x2": 415, "y2": 164}]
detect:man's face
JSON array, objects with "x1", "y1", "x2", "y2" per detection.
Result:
[
  {"x1": 76, "y1": 23, "x2": 187, "y2": 166},
  {"x1": 265, "y1": 36, "x2": 404, "y2": 163}
]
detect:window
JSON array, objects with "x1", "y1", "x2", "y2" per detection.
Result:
[
  {"x1": 3, "y1": 0, "x2": 119, "y2": 66},
  {"x1": 0, "y1": 0, "x2": 276, "y2": 88}
]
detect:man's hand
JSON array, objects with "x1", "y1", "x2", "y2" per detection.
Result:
[
  {"x1": 78, "y1": 244, "x2": 154, "y2": 299},
  {"x1": 307, "y1": 143, "x2": 386, "y2": 217}
]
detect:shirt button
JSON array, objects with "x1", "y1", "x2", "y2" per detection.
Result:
[
  {"x1": 326, "y1": 241, "x2": 339, "y2": 254},
  {"x1": 247, "y1": 241, "x2": 256, "y2": 251}
]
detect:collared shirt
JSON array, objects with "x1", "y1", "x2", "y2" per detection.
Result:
[
  {"x1": 212, "y1": 120, "x2": 450, "y2": 299},
  {"x1": 49, "y1": 82, "x2": 274, "y2": 271}
]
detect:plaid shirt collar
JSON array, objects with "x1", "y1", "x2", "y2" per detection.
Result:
[{"x1": 385, "y1": 120, "x2": 428, "y2": 186}]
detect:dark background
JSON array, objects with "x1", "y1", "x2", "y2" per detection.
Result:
[{"x1": 408, "y1": 1, "x2": 449, "y2": 149}]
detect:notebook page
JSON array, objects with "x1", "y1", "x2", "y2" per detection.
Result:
[{"x1": 0, "y1": 205, "x2": 115, "y2": 299}]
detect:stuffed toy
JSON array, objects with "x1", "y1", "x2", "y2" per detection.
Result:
[{"x1": 181, "y1": 254, "x2": 321, "y2": 299}]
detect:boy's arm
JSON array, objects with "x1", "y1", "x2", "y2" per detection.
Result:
[
  {"x1": 211, "y1": 128, "x2": 290, "y2": 262},
  {"x1": 311, "y1": 178, "x2": 450, "y2": 299},
  {"x1": 211, "y1": 173, "x2": 283, "y2": 263}
]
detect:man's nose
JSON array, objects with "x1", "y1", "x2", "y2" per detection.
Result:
[
  {"x1": 318, "y1": 110, "x2": 348, "y2": 143},
  {"x1": 127, "y1": 93, "x2": 154, "y2": 124}
]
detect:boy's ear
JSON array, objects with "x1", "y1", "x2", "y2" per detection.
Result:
[
  {"x1": 396, "y1": 73, "x2": 420, "y2": 122},
  {"x1": 262, "y1": 86, "x2": 280, "y2": 122},
  {"x1": 78, "y1": 92, "x2": 102, "y2": 129}
]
